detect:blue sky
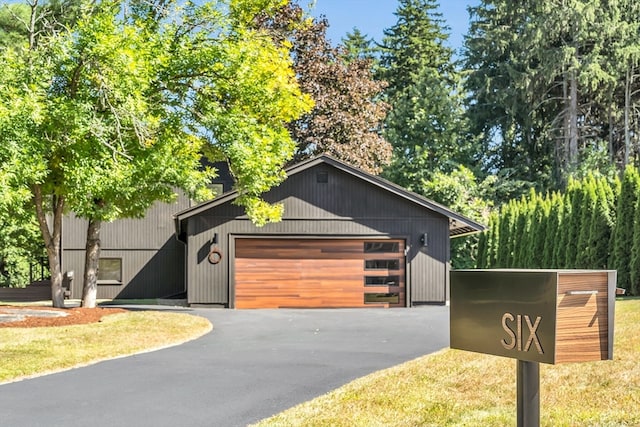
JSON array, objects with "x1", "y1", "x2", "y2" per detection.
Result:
[{"x1": 310, "y1": 0, "x2": 480, "y2": 54}]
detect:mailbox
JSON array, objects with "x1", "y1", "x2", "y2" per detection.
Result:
[{"x1": 450, "y1": 269, "x2": 616, "y2": 365}]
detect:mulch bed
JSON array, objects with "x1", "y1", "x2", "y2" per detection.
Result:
[{"x1": 0, "y1": 306, "x2": 128, "y2": 328}]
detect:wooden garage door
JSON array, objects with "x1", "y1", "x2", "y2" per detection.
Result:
[{"x1": 235, "y1": 238, "x2": 405, "y2": 309}]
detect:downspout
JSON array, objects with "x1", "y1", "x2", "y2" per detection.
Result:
[{"x1": 172, "y1": 215, "x2": 189, "y2": 299}]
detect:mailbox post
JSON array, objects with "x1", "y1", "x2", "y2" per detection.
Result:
[{"x1": 450, "y1": 269, "x2": 616, "y2": 427}]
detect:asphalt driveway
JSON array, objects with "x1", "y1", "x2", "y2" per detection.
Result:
[{"x1": 0, "y1": 306, "x2": 449, "y2": 427}]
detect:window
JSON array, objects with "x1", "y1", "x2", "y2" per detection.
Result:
[
  {"x1": 365, "y1": 276, "x2": 399, "y2": 286},
  {"x1": 98, "y1": 258, "x2": 122, "y2": 284},
  {"x1": 364, "y1": 242, "x2": 399, "y2": 253},
  {"x1": 208, "y1": 183, "x2": 224, "y2": 196},
  {"x1": 365, "y1": 259, "x2": 400, "y2": 270},
  {"x1": 364, "y1": 293, "x2": 400, "y2": 304}
]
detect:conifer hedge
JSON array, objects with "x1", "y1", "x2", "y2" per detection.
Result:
[{"x1": 476, "y1": 169, "x2": 640, "y2": 295}]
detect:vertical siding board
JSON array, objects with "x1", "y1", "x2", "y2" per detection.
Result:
[
  {"x1": 64, "y1": 163, "x2": 463, "y2": 305},
  {"x1": 187, "y1": 211, "x2": 451, "y2": 305},
  {"x1": 62, "y1": 192, "x2": 192, "y2": 299}
]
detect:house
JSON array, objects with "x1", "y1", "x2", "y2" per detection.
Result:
[{"x1": 62, "y1": 154, "x2": 485, "y2": 308}]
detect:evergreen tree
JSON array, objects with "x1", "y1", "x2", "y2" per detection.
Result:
[
  {"x1": 379, "y1": 0, "x2": 473, "y2": 192},
  {"x1": 485, "y1": 211, "x2": 500, "y2": 268},
  {"x1": 531, "y1": 193, "x2": 551, "y2": 268},
  {"x1": 588, "y1": 177, "x2": 616, "y2": 269},
  {"x1": 564, "y1": 179, "x2": 584, "y2": 267},
  {"x1": 341, "y1": 28, "x2": 377, "y2": 63},
  {"x1": 576, "y1": 176, "x2": 598, "y2": 268},
  {"x1": 465, "y1": 0, "x2": 640, "y2": 187},
  {"x1": 544, "y1": 192, "x2": 563, "y2": 268},
  {"x1": 476, "y1": 222, "x2": 488, "y2": 268},
  {"x1": 611, "y1": 166, "x2": 640, "y2": 292},
  {"x1": 514, "y1": 194, "x2": 532, "y2": 267},
  {"x1": 630, "y1": 194, "x2": 640, "y2": 295},
  {"x1": 554, "y1": 191, "x2": 572, "y2": 268},
  {"x1": 496, "y1": 201, "x2": 516, "y2": 267}
]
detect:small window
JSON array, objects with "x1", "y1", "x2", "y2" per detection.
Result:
[
  {"x1": 365, "y1": 259, "x2": 400, "y2": 270},
  {"x1": 364, "y1": 293, "x2": 400, "y2": 304},
  {"x1": 365, "y1": 276, "x2": 399, "y2": 286},
  {"x1": 364, "y1": 242, "x2": 400, "y2": 253},
  {"x1": 316, "y1": 171, "x2": 328, "y2": 183},
  {"x1": 208, "y1": 183, "x2": 224, "y2": 196},
  {"x1": 98, "y1": 258, "x2": 122, "y2": 284}
]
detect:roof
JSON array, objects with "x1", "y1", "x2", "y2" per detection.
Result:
[{"x1": 174, "y1": 154, "x2": 486, "y2": 239}]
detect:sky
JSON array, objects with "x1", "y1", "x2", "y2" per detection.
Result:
[{"x1": 310, "y1": 0, "x2": 480, "y2": 55}]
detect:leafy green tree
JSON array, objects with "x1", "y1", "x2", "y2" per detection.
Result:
[
  {"x1": 611, "y1": 166, "x2": 640, "y2": 292},
  {"x1": 0, "y1": 179, "x2": 43, "y2": 287},
  {"x1": 0, "y1": 0, "x2": 83, "y2": 48},
  {"x1": 0, "y1": 0, "x2": 85, "y2": 287},
  {"x1": 421, "y1": 166, "x2": 491, "y2": 268},
  {"x1": 0, "y1": 0, "x2": 312, "y2": 307}
]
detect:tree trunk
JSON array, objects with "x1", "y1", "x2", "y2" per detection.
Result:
[
  {"x1": 32, "y1": 186, "x2": 65, "y2": 308},
  {"x1": 562, "y1": 72, "x2": 568, "y2": 167},
  {"x1": 625, "y1": 68, "x2": 631, "y2": 167},
  {"x1": 81, "y1": 218, "x2": 102, "y2": 308},
  {"x1": 568, "y1": 68, "x2": 579, "y2": 172}
]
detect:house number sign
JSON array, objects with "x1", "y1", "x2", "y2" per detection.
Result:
[{"x1": 450, "y1": 270, "x2": 556, "y2": 364}]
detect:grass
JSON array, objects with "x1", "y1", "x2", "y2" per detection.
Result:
[
  {"x1": 0, "y1": 310, "x2": 212, "y2": 384},
  {"x1": 253, "y1": 298, "x2": 640, "y2": 427}
]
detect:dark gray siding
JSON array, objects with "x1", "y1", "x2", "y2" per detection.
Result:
[
  {"x1": 62, "y1": 193, "x2": 192, "y2": 299},
  {"x1": 185, "y1": 166, "x2": 450, "y2": 305}
]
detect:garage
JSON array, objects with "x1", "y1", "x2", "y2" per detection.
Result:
[
  {"x1": 234, "y1": 238, "x2": 406, "y2": 309},
  {"x1": 174, "y1": 154, "x2": 485, "y2": 307}
]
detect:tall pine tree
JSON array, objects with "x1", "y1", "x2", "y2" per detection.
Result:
[{"x1": 378, "y1": 0, "x2": 473, "y2": 192}]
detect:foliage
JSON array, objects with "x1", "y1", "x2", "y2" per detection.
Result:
[
  {"x1": 341, "y1": 28, "x2": 377, "y2": 64},
  {"x1": 478, "y1": 171, "x2": 633, "y2": 291},
  {"x1": 465, "y1": 0, "x2": 640, "y2": 189},
  {"x1": 0, "y1": 0, "x2": 313, "y2": 306},
  {"x1": 612, "y1": 166, "x2": 640, "y2": 292},
  {"x1": 255, "y1": 2, "x2": 391, "y2": 174},
  {"x1": 0, "y1": 192, "x2": 43, "y2": 287},
  {"x1": 421, "y1": 166, "x2": 491, "y2": 268},
  {"x1": 379, "y1": 0, "x2": 474, "y2": 191}
]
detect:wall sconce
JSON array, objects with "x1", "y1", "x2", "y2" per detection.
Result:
[{"x1": 419, "y1": 233, "x2": 428, "y2": 247}]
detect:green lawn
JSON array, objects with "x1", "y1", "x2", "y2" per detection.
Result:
[
  {"x1": 0, "y1": 310, "x2": 211, "y2": 384},
  {"x1": 254, "y1": 298, "x2": 640, "y2": 427}
]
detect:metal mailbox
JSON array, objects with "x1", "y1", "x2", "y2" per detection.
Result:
[{"x1": 450, "y1": 269, "x2": 616, "y2": 365}]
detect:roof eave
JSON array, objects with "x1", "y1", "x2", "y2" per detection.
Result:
[{"x1": 173, "y1": 154, "x2": 487, "y2": 236}]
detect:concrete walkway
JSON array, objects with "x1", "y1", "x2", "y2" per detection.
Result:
[{"x1": 0, "y1": 306, "x2": 449, "y2": 427}]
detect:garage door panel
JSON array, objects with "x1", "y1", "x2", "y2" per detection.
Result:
[{"x1": 235, "y1": 238, "x2": 405, "y2": 309}]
